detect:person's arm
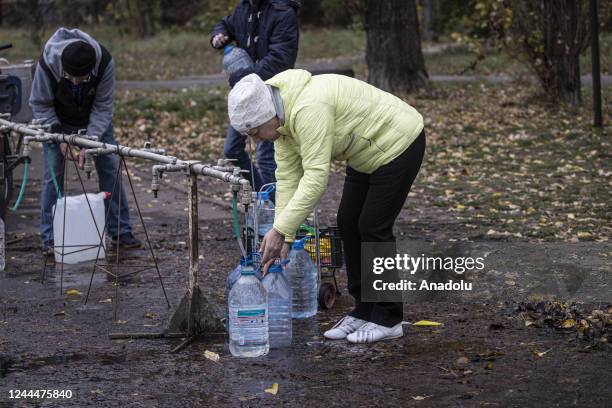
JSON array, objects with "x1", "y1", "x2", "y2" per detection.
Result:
[
  {"x1": 273, "y1": 138, "x2": 303, "y2": 242},
  {"x1": 210, "y1": 12, "x2": 236, "y2": 48},
  {"x1": 28, "y1": 64, "x2": 60, "y2": 127},
  {"x1": 229, "y1": 9, "x2": 298, "y2": 85},
  {"x1": 86, "y1": 58, "x2": 114, "y2": 138},
  {"x1": 272, "y1": 105, "x2": 334, "y2": 240}
]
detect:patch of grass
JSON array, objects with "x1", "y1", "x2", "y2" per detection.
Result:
[
  {"x1": 0, "y1": 26, "x2": 366, "y2": 80},
  {"x1": 114, "y1": 87, "x2": 228, "y2": 159},
  {"x1": 425, "y1": 46, "x2": 529, "y2": 76},
  {"x1": 425, "y1": 32, "x2": 612, "y2": 77},
  {"x1": 297, "y1": 27, "x2": 365, "y2": 61}
]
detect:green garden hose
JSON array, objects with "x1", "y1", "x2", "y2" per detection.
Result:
[
  {"x1": 9, "y1": 160, "x2": 29, "y2": 212},
  {"x1": 46, "y1": 145, "x2": 63, "y2": 199}
]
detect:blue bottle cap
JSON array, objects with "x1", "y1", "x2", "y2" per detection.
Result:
[
  {"x1": 268, "y1": 264, "x2": 283, "y2": 274},
  {"x1": 240, "y1": 256, "x2": 254, "y2": 266},
  {"x1": 223, "y1": 44, "x2": 235, "y2": 55},
  {"x1": 292, "y1": 239, "x2": 304, "y2": 250},
  {"x1": 259, "y1": 191, "x2": 270, "y2": 201}
]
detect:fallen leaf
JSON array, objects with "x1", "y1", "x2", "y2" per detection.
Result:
[
  {"x1": 54, "y1": 311, "x2": 66, "y2": 316},
  {"x1": 485, "y1": 361, "x2": 494, "y2": 370},
  {"x1": 413, "y1": 320, "x2": 443, "y2": 327},
  {"x1": 264, "y1": 383, "x2": 279, "y2": 395},
  {"x1": 560, "y1": 319, "x2": 576, "y2": 329},
  {"x1": 411, "y1": 395, "x2": 431, "y2": 401},
  {"x1": 532, "y1": 348, "x2": 552, "y2": 358},
  {"x1": 204, "y1": 350, "x2": 220, "y2": 362},
  {"x1": 114, "y1": 320, "x2": 128, "y2": 324},
  {"x1": 455, "y1": 356, "x2": 469, "y2": 367},
  {"x1": 144, "y1": 312, "x2": 155, "y2": 319},
  {"x1": 99, "y1": 298, "x2": 112, "y2": 303},
  {"x1": 65, "y1": 289, "x2": 82, "y2": 296}
]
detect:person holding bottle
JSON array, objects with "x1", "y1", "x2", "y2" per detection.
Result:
[
  {"x1": 210, "y1": 0, "x2": 301, "y2": 193},
  {"x1": 227, "y1": 70, "x2": 426, "y2": 344}
]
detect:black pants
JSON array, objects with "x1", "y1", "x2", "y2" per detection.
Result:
[{"x1": 337, "y1": 131, "x2": 426, "y2": 327}]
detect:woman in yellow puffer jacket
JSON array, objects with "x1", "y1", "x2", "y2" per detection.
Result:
[{"x1": 228, "y1": 70, "x2": 426, "y2": 343}]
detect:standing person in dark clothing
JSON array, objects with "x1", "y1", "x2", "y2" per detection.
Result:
[
  {"x1": 30, "y1": 28, "x2": 141, "y2": 256},
  {"x1": 211, "y1": 0, "x2": 300, "y2": 192}
]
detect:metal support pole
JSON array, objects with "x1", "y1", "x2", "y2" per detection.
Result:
[{"x1": 187, "y1": 172, "x2": 199, "y2": 335}]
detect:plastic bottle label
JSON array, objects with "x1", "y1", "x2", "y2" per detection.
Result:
[{"x1": 229, "y1": 306, "x2": 268, "y2": 347}]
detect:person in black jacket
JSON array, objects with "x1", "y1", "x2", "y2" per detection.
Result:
[{"x1": 211, "y1": 0, "x2": 300, "y2": 193}]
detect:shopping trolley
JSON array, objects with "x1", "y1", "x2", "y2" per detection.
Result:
[{"x1": 296, "y1": 216, "x2": 344, "y2": 310}]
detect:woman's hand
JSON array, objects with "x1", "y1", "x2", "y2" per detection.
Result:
[
  {"x1": 280, "y1": 242, "x2": 290, "y2": 260},
  {"x1": 260, "y1": 229, "x2": 285, "y2": 263},
  {"x1": 261, "y1": 244, "x2": 291, "y2": 276}
]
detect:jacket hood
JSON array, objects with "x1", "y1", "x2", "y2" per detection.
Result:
[
  {"x1": 42, "y1": 27, "x2": 102, "y2": 81},
  {"x1": 265, "y1": 69, "x2": 312, "y2": 135}
]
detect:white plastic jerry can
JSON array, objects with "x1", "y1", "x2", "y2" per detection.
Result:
[{"x1": 53, "y1": 192, "x2": 109, "y2": 264}]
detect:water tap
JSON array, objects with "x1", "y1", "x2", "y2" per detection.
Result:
[
  {"x1": 151, "y1": 166, "x2": 162, "y2": 198},
  {"x1": 84, "y1": 153, "x2": 94, "y2": 179}
]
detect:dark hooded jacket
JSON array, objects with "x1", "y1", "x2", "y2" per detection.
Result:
[{"x1": 211, "y1": 0, "x2": 300, "y2": 86}]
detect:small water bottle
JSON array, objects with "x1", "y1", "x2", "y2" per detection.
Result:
[
  {"x1": 263, "y1": 262, "x2": 292, "y2": 348},
  {"x1": 0, "y1": 217, "x2": 5, "y2": 272},
  {"x1": 286, "y1": 239, "x2": 318, "y2": 318},
  {"x1": 228, "y1": 259, "x2": 269, "y2": 357},
  {"x1": 223, "y1": 44, "x2": 254, "y2": 77}
]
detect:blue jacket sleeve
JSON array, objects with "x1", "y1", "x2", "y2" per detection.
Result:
[
  {"x1": 252, "y1": 9, "x2": 299, "y2": 80},
  {"x1": 210, "y1": 13, "x2": 236, "y2": 46}
]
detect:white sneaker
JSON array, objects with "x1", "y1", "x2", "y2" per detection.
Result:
[
  {"x1": 323, "y1": 316, "x2": 367, "y2": 340},
  {"x1": 346, "y1": 322, "x2": 403, "y2": 344}
]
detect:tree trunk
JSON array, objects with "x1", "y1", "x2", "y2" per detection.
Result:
[
  {"x1": 365, "y1": 0, "x2": 429, "y2": 94},
  {"x1": 507, "y1": 0, "x2": 593, "y2": 105},
  {"x1": 422, "y1": 0, "x2": 434, "y2": 42},
  {"x1": 540, "y1": 0, "x2": 582, "y2": 105}
]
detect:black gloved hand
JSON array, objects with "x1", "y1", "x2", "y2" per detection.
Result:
[
  {"x1": 229, "y1": 66, "x2": 256, "y2": 88},
  {"x1": 50, "y1": 123, "x2": 63, "y2": 134}
]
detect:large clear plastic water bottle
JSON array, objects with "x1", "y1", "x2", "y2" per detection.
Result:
[
  {"x1": 286, "y1": 239, "x2": 318, "y2": 318},
  {"x1": 228, "y1": 260, "x2": 269, "y2": 357},
  {"x1": 226, "y1": 255, "x2": 262, "y2": 324},
  {"x1": 223, "y1": 44, "x2": 254, "y2": 77},
  {"x1": 262, "y1": 262, "x2": 292, "y2": 348},
  {"x1": 0, "y1": 217, "x2": 5, "y2": 272},
  {"x1": 255, "y1": 190, "x2": 274, "y2": 236}
]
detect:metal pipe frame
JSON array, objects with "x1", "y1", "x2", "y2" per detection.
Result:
[{"x1": 0, "y1": 118, "x2": 252, "y2": 200}]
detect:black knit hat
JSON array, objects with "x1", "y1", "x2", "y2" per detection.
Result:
[{"x1": 61, "y1": 41, "x2": 96, "y2": 77}]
